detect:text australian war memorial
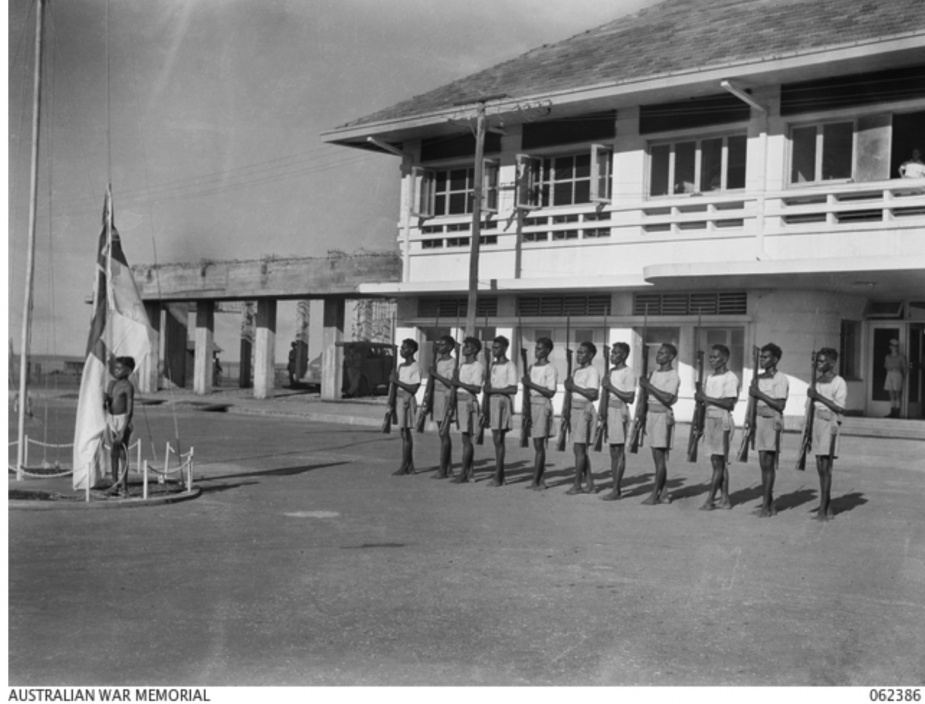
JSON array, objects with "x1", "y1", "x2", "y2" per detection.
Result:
[{"x1": 321, "y1": 0, "x2": 925, "y2": 427}]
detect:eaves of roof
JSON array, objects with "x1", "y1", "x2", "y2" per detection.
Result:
[{"x1": 324, "y1": 0, "x2": 925, "y2": 143}]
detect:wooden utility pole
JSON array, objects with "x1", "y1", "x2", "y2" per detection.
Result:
[{"x1": 465, "y1": 101, "x2": 487, "y2": 337}]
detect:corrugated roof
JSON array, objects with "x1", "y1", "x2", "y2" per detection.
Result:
[{"x1": 335, "y1": 0, "x2": 925, "y2": 130}]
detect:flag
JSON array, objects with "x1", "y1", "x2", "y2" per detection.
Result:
[{"x1": 72, "y1": 189, "x2": 155, "y2": 490}]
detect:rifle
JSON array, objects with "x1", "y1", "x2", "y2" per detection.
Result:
[
  {"x1": 415, "y1": 337, "x2": 439, "y2": 433},
  {"x1": 628, "y1": 311, "x2": 649, "y2": 454},
  {"x1": 520, "y1": 345, "x2": 532, "y2": 448},
  {"x1": 592, "y1": 334, "x2": 610, "y2": 452},
  {"x1": 381, "y1": 343, "x2": 399, "y2": 434},
  {"x1": 795, "y1": 350, "x2": 817, "y2": 471},
  {"x1": 476, "y1": 344, "x2": 492, "y2": 445},
  {"x1": 555, "y1": 316, "x2": 573, "y2": 452},
  {"x1": 687, "y1": 350, "x2": 705, "y2": 462},
  {"x1": 439, "y1": 342, "x2": 461, "y2": 439},
  {"x1": 736, "y1": 345, "x2": 760, "y2": 462}
]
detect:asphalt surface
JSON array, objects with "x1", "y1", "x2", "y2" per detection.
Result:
[{"x1": 6, "y1": 393, "x2": 925, "y2": 686}]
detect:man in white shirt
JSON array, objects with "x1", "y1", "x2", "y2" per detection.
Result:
[
  {"x1": 522, "y1": 337, "x2": 558, "y2": 490},
  {"x1": 565, "y1": 342, "x2": 601, "y2": 495},
  {"x1": 806, "y1": 347, "x2": 847, "y2": 522},
  {"x1": 601, "y1": 342, "x2": 635, "y2": 501},
  {"x1": 696, "y1": 344, "x2": 740, "y2": 511},
  {"x1": 483, "y1": 336, "x2": 519, "y2": 487}
]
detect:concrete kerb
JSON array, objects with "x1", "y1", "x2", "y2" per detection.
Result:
[{"x1": 9, "y1": 486, "x2": 202, "y2": 511}]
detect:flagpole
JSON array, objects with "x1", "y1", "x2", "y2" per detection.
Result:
[{"x1": 16, "y1": 0, "x2": 45, "y2": 478}]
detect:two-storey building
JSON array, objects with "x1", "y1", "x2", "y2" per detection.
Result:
[{"x1": 323, "y1": 0, "x2": 925, "y2": 423}]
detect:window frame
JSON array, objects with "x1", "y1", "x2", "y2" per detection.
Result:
[
  {"x1": 516, "y1": 143, "x2": 612, "y2": 210},
  {"x1": 411, "y1": 159, "x2": 500, "y2": 220},
  {"x1": 647, "y1": 132, "x2": 748, "y2": 198},
  {"x1": 788, "y1": 118, "x2": 857, "y2": 185}
]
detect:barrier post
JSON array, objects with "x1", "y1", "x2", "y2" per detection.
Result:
[
  {"x1": 186, "y1": 449, "x2": 194, "y2": 492},
  {"x1": 143, "y1": 460, "x2": 148, "y2": 500},
  {"x1": 24, "y1": 435, "x2": 29, "y2": 472},
  {"x1": 162, "y1": 442, "x2": 170, "y2": 484}
]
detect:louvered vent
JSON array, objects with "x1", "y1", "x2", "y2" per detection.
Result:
[
  {"x1": 633, "y1": 292, "x2": 746, "y2": 316},
  {"x1": 418, "y1": 297, "x2": 498, "y2": 319},
  {"x1": 517, "y1": 295, "x2": 611, "y2": 317}
]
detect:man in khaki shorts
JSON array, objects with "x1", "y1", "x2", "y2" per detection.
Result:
[{"x1": 522, "y1": 337, "x2": 557, "y2": 490}]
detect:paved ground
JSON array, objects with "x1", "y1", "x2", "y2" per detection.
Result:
[{"x1": 6, "y1": 392, "x2": 925, "y2": 686}]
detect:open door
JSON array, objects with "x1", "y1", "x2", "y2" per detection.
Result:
[
  {"x1": 908, "y1": 323, "x2": 924, "y2": 419},
  {"x1": 868, "y1": 323, "x2": 923, "y2": 419}
]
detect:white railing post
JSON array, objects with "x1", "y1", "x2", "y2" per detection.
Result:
[{"x1": 143, "y1": 460, "x2": 148, "y2": 500}]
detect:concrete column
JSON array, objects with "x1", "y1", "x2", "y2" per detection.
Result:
[
  {"x1": 321, "y1": 298, "x2": 345, "y2": 400},
  {"x1": 193, "y1": 301, "x2": 215, "y2": 395},
  {"x1": 138, "y1": 302, "x2": 161, "y2": 393},
  {"x1": 254, "y1": 299, "x2": 278, "y2": 399}
]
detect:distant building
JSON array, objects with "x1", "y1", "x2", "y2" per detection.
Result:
[{"x1": 324, "y1": 0, "x2": 925, "y2": 421}]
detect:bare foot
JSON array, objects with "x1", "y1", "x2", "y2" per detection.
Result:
[
  {"x1": 757, "y1": 506, "x2": 773, "y2": 518},
  {"x1": 488, "y1": 478, "x2": 504, "y2": 487},
  {"x1": 601, "y1": 489, "x2": 622, "y2": 501},
  {"x1": 641, "y1": 494, "x2": 659, "y2": 505},
  {"x1": 565, "y1": 485, "x2": 583, "y2": 496},
  {"x1": 700, "y1": 501, "x2": 715, "y2": 511},
  {"x1": 451, "y1": 472, "x2": 469, "y2": 484},
  {"x1": 718, "y1": 498, "x2": 732, "y2": 510},
  {"x1": 583, "y1": 483, "x2": 597, "y2": 494},
  {"x1": 657, "y1": 493, "x2": 672, "y2": 505},
  {"x1": 391, "y1": 466, "x2": 408, "y2": 476},
  {"x1": 531, "y1": 480, "x2": 547, "y2": 491}
]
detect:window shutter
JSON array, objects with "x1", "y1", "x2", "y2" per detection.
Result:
[
  {"x1": 515, "y1": 154, "x2": 540, "y2": 210},
  {"x1": 590, "y1": 144, "x2": 612, "y2": 204},
  {"x1": 481, "y1": 159, "x2": 499, "y2": 213},
  {"x1": 411, "y1": 166, "x2": 435, "y2": 218}
]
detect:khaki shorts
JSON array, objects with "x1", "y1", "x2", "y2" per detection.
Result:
[
  {"x1": 645, "y1": 409, "x2": 674, "y2": 450},
  {"x1": 489, "y1": 395, "x2": 513, "y2": 431},
  {"x1": 529, "y1": 400, "x2": 553, "y2": 440},
  {"x1": 606, "y1": 404, "x2": 630, "y2": 445},
  {"x1": 570, "y1": 404, "x2": 597, "y2": 445}
]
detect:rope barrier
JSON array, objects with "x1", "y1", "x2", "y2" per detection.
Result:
[{"x1": 9, "y1": 436, "x2": 194, "y2": 490}]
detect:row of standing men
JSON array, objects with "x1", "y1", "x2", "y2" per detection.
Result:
[{"x1": 386, "y1": 335, "x2": 847, "y2": 521}]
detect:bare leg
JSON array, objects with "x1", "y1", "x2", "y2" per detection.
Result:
[
  {"x1": 435, "y1": 434, "x2": 452, "y2": 478},
  {"x1": 643, "y1": 448, "x2": 669, "y2": 504},
  {"x1": 566, "y1": 444, "x2": 585, "y2": 495},
  {"x1": 580, "y1": 444, "x2": 595, "y2": 493},
  {"x1": 602, "y1": 444, "x2": 625, "y2": 500},
  {"x1": 757, "y1": 451, "x2": 776, "y2": 517},
  {"x1": 531, "y1": 438, "x2": 547, "y2": 490},
  {"x1": 701, "y1": 455, "x2": 725, "y2": 510},
  {"x1": 814, "y1": 456, "x2": 834, "y2": 520},
  {"x1": 489, "y1": 429, "x2": 506, "y2": 486},
  {"x1": 718, "y1": 458, "x2": 732, "y2": 509},
  {"x1": 452, "y1": 434, "x2": 475, "y2": 483}
]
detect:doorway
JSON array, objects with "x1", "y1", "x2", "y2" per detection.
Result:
[{"x1": 867, "y1": 323, "x2": 924, "y2": 419}]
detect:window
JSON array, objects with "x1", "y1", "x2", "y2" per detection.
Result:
[
  {"x1": 649, "y1": 135, "x2": 747, "y2": 196},
  {"x1": 412, "y1": 161, "x2": 499, "y2": 218},
  {"x1": 790, "y1": 121, "x2": 854, "y2": 184},
  {"x1": 516, "y1": 145, "x2": 612, "y2": 209}
]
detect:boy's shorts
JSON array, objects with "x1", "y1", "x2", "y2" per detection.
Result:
[
  {"x1": 607, "y1": 404, "x2": 630, "y2": 445},
  {"x1": 529, "y1": 399, "x2": 553, "y2": 440},
  {"x1": 569, "y1": 403, "x2": 597, "y2": 445},
  {"x1": 489, "y1": 395, "x2": 513, "y2": 431}
]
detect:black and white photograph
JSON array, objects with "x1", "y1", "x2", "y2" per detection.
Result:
[{"x1": 6, "y1": 0, "x2": 925, "y2": 697}]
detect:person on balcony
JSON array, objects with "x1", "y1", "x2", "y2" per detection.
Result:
[{"x1": 899, "y1": 148, "x2": 925, "y2": 178}]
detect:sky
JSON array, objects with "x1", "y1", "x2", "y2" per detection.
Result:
[{"x1": 6, "y1": 0, "x2": 658, "y2": 361}]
